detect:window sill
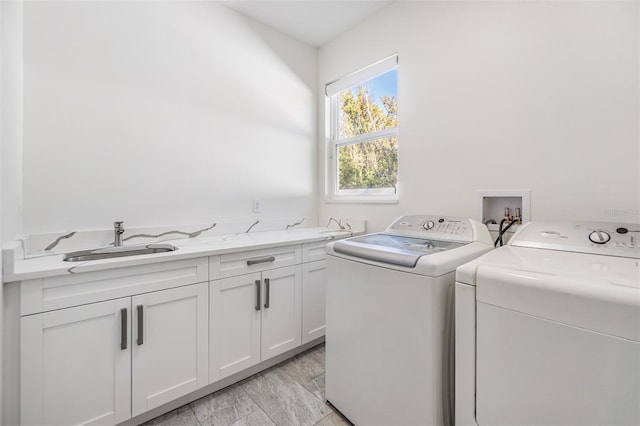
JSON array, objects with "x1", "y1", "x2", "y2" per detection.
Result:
[{"x1": 324, "y1": 196, "x2": 399, "y2": 205}]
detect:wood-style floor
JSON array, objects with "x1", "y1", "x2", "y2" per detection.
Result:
[{"x1": 142, "y1": 344, "x2": 351, "y2": 426}]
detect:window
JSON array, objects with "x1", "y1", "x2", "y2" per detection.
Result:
[{"x1": 326, "y1": 55, "x2": 398, "y2": 202}]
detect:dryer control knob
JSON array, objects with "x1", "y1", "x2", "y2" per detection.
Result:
[
  {"x1": 588, "y1": 230, "x2": 611, "y2": 244},
  {"x1": 423, "y1": 221, "x2": 435, "y2": 230}
]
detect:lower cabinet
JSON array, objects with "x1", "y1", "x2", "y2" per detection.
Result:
[
  {"x1": 21, "y1": 297, "x2": 131, "y2": 426},
  {"x1": 131, "y1": 283, "x2": 209, "y2": 416},
  {"x1": 301, "y1": 260, "x2": 327, "y2": 344},
  {"x1": 20, "y1": 282, "x2": 209, "y2": 425},
  {"x1": 17, "y1": 240, "x2": 335, "y2": 425},
  {"x1": 209, "y1": 265, "x2": 302, "y2": 382}
]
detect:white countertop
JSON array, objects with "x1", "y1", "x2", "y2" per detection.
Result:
[{"x1": 3, "y1": 228, "x2": 354, "y2": 282}]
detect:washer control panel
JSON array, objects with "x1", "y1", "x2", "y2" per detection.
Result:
[
  {"x1": 386, "y1": 215, "x2": 476, "y2": 242},
  {"x1": 511, "y1": 221, "x2": 640, "y2": 259}
]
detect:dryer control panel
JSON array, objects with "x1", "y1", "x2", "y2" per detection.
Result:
[
  {"x1": 510, "y1": 221, "x2": 640, "y2": 259},
  {"x1": 386, "y1": 215, "x2": 491, "y2": 244}
]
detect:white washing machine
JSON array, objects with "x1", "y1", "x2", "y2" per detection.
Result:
[
  {"x1": 455, "y1": 221, "x2": 640, "y2": 426},
  {"x1": 325, "y1": 215, "x2": 493, "y2": 425}
]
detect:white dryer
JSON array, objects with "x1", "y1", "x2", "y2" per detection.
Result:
[
  {"x1": 325, "y1": 215, "x2": 493, "y2": 426},
  {"x1": 455, "y1": 221, "x2": 640, "y2": 426}
]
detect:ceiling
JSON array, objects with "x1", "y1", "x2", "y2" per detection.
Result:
[{"x1": 220, "y1": 0, "x2": 393, "y2": 47}]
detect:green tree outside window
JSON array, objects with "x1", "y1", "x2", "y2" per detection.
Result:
[{"x1": 338, "y1": 85, "x2": 398, "y2": 190}]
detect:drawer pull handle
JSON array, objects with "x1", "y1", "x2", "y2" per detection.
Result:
[
  {"x1": 264, "y1": 278, "x2": 270, "y2": 309},
  {"x1": 255, "y1": 280, "x2": 261, "y2": 311},
  {"x1": 137, "y1": 304, "x2": 144, "y2": 345},
  {"x1": 120, "y1": 308, "x2": 127, "y2": 350},
  {"x1": 247, "y1": 256, "x2": 276, "y2": 266}
]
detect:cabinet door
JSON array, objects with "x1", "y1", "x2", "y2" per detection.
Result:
[
  {"x1": 21, "y1": 298, "x2": 131, "y2": 426},
  {"x1": 131, "y1": 282, "x2": 208, "y2": 416},
  {"x1": 301, "y1": 260, "x2": 327, "y2": 344},
  {"x1": 261, "y1": 265, "x2": 302, "y2": 361},
  {"x1": 210, "y1": 273, "x2": 261, "y2": 382}
]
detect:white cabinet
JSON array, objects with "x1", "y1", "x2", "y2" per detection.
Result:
[
  {"x1": 21, "y1": 298, "x2": 132, "y2": 426},
  {"x1": 261, "y1": 266, "x2": 302, "y2": 360},
  {"x1": 20, "y1": 258, "x2": 208, "y2": 316},
  {"x1": 301, "y1": 241, "x2": 329, "y2": 344},
  {"x1": 301, "y1": 260, "x2": 327, "y2": 344},
  {"x1": 15, "y1": 237, "x2": 340, "y2": 424},
  {"x1": 21, "y1": 282, "x2": 209, "y2": 425},
  {"x1": 209, "y1": 273, "x2": 261, "y2": 381},
  {"x1": 131, "y1": 283, "x2": 209, "y2": 416},
  {"x1": 210, "y1": 245, "x2": 301, "y2": 280},
  {"x1": 302, "y1": 240, "x2": 329, "y2": 263},
  {"x1": 209, "y1": 265, "x2": 302, "y2": 382}
]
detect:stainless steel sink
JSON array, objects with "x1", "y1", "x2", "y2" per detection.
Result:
[{"x1": 63, "y1": 244, "x2": 178, "y2": 262}]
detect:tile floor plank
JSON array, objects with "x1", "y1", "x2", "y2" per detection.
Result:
[
  {"x1": 143, "y1": 344, "x2": 352, "y2": 426},
  {"x1": 313, "y1": 412, "x2": 351, "y2": 426},
  {"x1": 241, "y1": 368, "x2": 331, "y2": 426},
  {"x1": 228, "y1": 408, "x2": 276, "y2": 426},
  {"x1": 142, "y1": 405, "x2": 201, "y2": 426},
  {"x1": 190, "y1": 384, "x2": 261, "y2": 426},
  {"x1": 280, "y1": 346, "x2": 325, "y2": 385}
]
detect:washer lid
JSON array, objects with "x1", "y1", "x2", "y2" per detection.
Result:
[{"x1": 333, "y1": 233, "x2": 466, "y2": 267}]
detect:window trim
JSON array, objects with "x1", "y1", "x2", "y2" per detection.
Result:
[
  {"x1": 325, "y1": 55, "x2": 399, "y2": 203},
  {"x1": 325, "y1": 55, "x2": 398, "y2": 96}
]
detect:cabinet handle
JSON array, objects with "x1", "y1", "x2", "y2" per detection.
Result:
[
  {"x1": 137, "y1": 304, "x2": 144, "y2": 345},
  {"x1": 255, "y1": 280, "x2": 261, "y2": 311},
  {"x1": 120, "y1": 308, "x2": 127, "y2": 350},
  {"x1": 247, "y1": 256, "x2": 275, "y2": 266},
  {"x1": 264, "y1": 278, "x2": 270, "y2": 309}
]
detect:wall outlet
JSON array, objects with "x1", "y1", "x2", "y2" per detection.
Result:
[{"x1": 252, "y1": 200, "x2": 261, "y2": 213}]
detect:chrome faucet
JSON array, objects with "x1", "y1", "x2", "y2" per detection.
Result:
[{"x1": 114, "y1": 221, "x2": 125, "y2": 246}]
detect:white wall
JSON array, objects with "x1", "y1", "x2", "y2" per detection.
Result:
[
  {"x1": 1, "y1": 0, "x2": 22, "y2": 245},
  {"x1": 20, "y1": 1, "x2": 317, "y2": 236},
  {"x1": 319, "y1": 1, "x2": 640, "y2": 232},
  {"x1": 1, "y1": 0, "x2": 23, "y2": 417},
  {"x1": 0, "y1": 1, "x2": 4, "y2": 419}
]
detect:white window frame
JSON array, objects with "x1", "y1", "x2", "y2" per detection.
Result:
[{"x1": 325, "y1": 55, "x2": 399, "y2": 203}]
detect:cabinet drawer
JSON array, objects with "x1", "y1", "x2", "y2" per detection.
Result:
[
  {"x1": 302, "y1": 241, "x2": 329, "y2": 263},
  {"x1": 210, "y1": 245, "x2": 301, "y2": 279},
  {"x1": 21, "y1": 258, "x2": 208, "y2": 316}
]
